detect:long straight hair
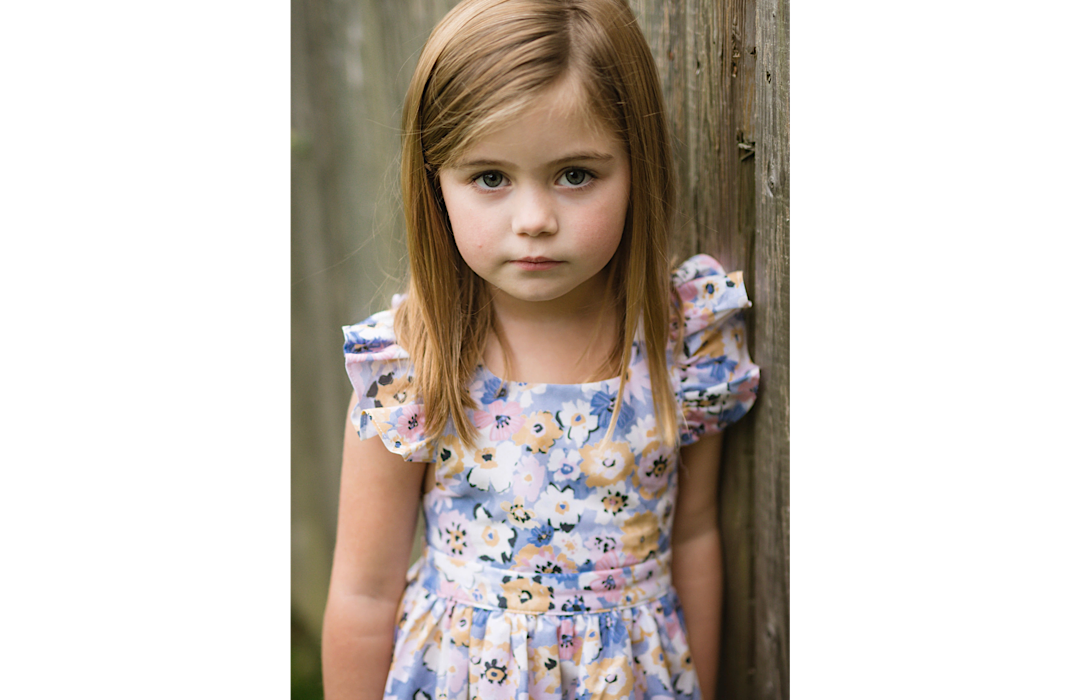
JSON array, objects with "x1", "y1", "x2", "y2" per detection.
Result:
[{"x1": 395, "y1": 0, "x2": 678, "y2": 448}]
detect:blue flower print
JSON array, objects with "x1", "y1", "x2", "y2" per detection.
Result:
[
  {"x1": 527, "y1": 521, "x2": 555, "y2": 548},
  {"x1": 699, "y1": 354, "x2": 738, "y2": 382},
  {"x1": 480, "y1": 376, "x2": 508, "y2": 404},
  {"x1": 600, "y1": 611, "x2": 629, "y2": 648},
  {"x1": 589, "y1": 389, "x2": 635, "y2": 432},
  {"x1": 561, "y1": 594, "x2": 587, "y2": 613}
]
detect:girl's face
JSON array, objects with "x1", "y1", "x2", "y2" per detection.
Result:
[{"x1": 438, "y1": 78, "x2": 630, "y2": 315}]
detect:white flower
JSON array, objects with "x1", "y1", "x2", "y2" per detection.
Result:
[
  {"x1": 593, "y1": 485, "x2": 640, "y2": 525},
  {"x1": 465, "y1": 441, "x2": 522, "y2": 492},
  {"x1": 548, "y1": 447, "x2": 582, "y2": 483},
  {"x1": 556, "y1": 399, "x2": 599, "y2": 447},
  {"x1": 626, "y1": 413, "x2": 659, "y2": 450},
  {"x1": 471, "y1": 504, "x2": 516, "y2": 564},
  {"x1": 535, "y1": 482, "x2": 585, "y2": 531}
]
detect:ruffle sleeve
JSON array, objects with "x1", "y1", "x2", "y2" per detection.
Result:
[
  {"x1": 671, "y1": 255, "x2": 761, "y2": 445},
  {"x1": 342, "y1": 295, "x2": 435, "y2": 462}
]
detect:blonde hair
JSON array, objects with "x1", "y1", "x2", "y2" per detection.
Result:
[{"x1": 395, "y1": 0, "x2": 678, "y2": 448}]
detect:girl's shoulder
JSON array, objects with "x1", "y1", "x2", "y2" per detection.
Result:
[{"x1": 669, "y1": 255, "x2": 761, "y2": 444}]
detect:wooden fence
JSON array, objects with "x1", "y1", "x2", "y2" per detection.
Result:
[{"x1": 292, "y1": 0, "x2": 788, "y2": 697}]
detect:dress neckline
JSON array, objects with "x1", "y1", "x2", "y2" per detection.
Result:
[{"x1": 476, "y1": 361, "x2": 623, "y2": 390}]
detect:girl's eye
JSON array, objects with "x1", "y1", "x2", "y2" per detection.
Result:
[
  {"x1": 559, "y1": 169, "x2": 592, "y2": 187},
  {"x1": 475, "y1": 172, "x2": 505, "y2": 189}
]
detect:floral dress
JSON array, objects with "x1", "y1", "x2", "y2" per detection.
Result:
[{"x1": 343, "y1": 255, "x2": 759, "y2": 699}]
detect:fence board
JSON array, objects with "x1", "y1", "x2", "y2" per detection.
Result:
[{"x1": 751, "y1": 0, "x2": 790, "y2": 698}]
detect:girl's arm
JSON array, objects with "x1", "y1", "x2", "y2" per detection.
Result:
[
  {"x1": 322, "y1": 392, "x2": 428, "y2": 700},
  {"x1": 672, "y1": 431, "x2": 725, "y2": 700}
]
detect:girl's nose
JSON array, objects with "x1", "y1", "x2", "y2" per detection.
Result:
[{"x1": 511, "y1": 188, "x2": 557, "y2": 237}]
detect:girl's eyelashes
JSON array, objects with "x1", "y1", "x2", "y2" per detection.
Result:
[{"x1": 469, "y1": 168, "x2": 597, "y2": 191}]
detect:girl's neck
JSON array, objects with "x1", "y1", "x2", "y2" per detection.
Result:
[{"x1": 484, "y1": 287, "x2": 620, "y2": 385}]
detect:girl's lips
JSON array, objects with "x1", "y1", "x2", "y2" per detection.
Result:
[{"x1": 512, "y1": 258, "x2": 563, "y2": 271}]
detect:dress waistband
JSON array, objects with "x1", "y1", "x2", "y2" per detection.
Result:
[{"x1": 413, "y1": 548, "x2": 673, "y2": 616}]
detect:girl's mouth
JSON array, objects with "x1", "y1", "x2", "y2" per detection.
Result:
[{"x1": 512, "y1": 258, "x2": 562, "y2": 271}]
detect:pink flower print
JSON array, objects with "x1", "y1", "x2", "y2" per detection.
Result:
[
  {"x1": 436, "y1": 579, "x2": 461, "y2": 600},
  {"x1": 634, "y1": 441, "x2": 674, "y2": 500},
  {"x1": 677, "y1": 279, "x2": 699, "y2": 304},
  {"x1": 587, "y1": 566, "x2": 626, "y2": 596},
  {"x1": 474, "y1": 400, "x2": 525, "y2": 441},
  {"x1": 558, "y1": 618, "x2": 583, "y2": 662},
  {"x1": 435, "y1": 511, "x2": 472, "y2": 558},
  {"x1": 732, "y1": 372, "x2": 759, "y2": 403},
  {"x1": 515, "y1": 452, "x2": 544, "y2": 501},
  {"x1": 394, "y1": 404, "x2": 425, "y2": 442}
]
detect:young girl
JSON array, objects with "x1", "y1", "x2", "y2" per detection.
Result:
[{"x1": 323, "y1": 0, "x2": 759, "y2": 698}]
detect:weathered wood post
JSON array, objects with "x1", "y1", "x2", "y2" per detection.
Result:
[
  {"x1": 748, "y1": 0, "x2": 789, "y2": 696},
  {"x1": 631, "y1": 0, "x2": 789, "y2": 698}
]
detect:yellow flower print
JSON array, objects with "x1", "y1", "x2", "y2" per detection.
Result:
[
  {"x1": 435, "y1": 434, "x2": 466, "y2": 478},
  {"x1": 370, "y1": 373, "x2": 412, "y2": 407},
  {"x1": 500, "y1": 496, "x2": 537, "y2": 527},
  {"x1": 618, "y1": 587, "x2": 642, "y2": 607},
  {"x1": 528, "y1": 643, "x2": 561, "y2": 693},
  {"x1": 498, "y1": 576, "x2": 554, "y2": 613},
  {"x1": 448, "y1": 606, "x2": 473, "y2": 646},
  {"x1": 474, "y1": 446, "x2": 497, "y2": 467},
  {"x1": 579, "y1": 441, "x2": 635, "y2": 487},
  {"x1": 620, "y1": 511, "x2": 660, "y2": 561},
  {"x1": 583, "y1": 656, "x2": 634, "y2": 697},
  {"x1": 482, "y1": 658, "x2": 509, "y2": 684},
  {"x1": 695, "y1": 326, "x2": 728, "y2": 359},
  {"x1": 601, "y1": 489, "x2": 630, "y2": 517},
  {"x1": 515, "y1": 544, "x2": 578, "y2": 575},
  {"x1": 442, "y1": 521, "x2": 468, "y2": 556},
  {"x1": 512, "y1": 411, "x2": 564, "y2": 453}
]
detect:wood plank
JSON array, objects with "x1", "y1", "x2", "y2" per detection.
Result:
[{"x1": 751, "y1": 0, "x2": 790, "y2": 698}]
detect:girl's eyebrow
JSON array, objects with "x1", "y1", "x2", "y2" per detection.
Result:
[{"x1": 450, "y1": 151, "x2": 616, "y2": 170}]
